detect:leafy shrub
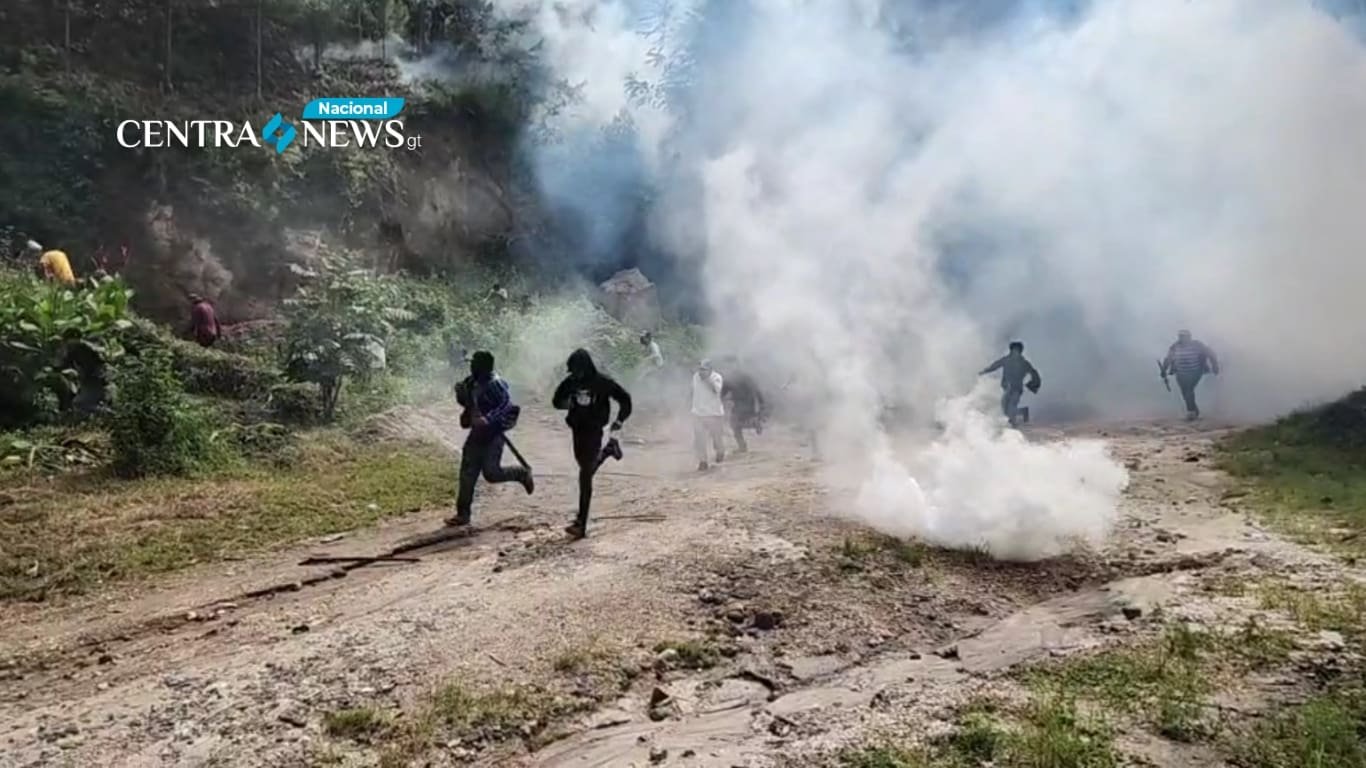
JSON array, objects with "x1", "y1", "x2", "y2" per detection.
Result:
[
  {"x1": 171, "y1": 343, "x2": 279, "y2": 399},
  {"x1": 108, "y1": 348, "x2": 232, "y2": 477},
  {"x1": 0, "y1": 271, "x2": 134, "y2": 427},
  {"x1": 281, "y1": 256, "x2": 398, "y2": 420},
  {"x1": 123, "y1": 317, "x2": 279, "y2": 399},
  {"x1": 267, "y1": 382, "x2": 321, "y2": 425}
]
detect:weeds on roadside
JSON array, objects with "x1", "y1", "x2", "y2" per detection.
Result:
[
  {"x1": 323, "y1": 707, "x2": 392, "y2": 741},
  {"x1": 653, "y1": 638, "x2": 722, "y2": 670},
  {"x1": 841, "y1": 695, "x2": 1116, "y2": 768},
  {"x1": 1229, "y1": 689, "x2": 1366, "y2": 768}
]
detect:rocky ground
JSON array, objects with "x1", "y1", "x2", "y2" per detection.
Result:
[{"x1": 0, "y1": 409, "x2": 1353, "y2": 768}]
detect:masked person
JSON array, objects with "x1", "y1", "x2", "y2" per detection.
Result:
[
  {"x1": 691, "y1": 359, "x2": 726, "y2": 470},
  {"x1": 979, "y1": 341, "x2": 1041, "y2": 427},
  {"x1": 448, "y1": 351, "x2": 533, "y2": 528},
  {"x1": 1162, "y1": 329, "x2": 1219, "y2": 420},
  {"x1": 720, "y1": 359, "x2": 765, "y2": 454},
  {"x1": 552, "y1": 349, "x2": 632, "y2": 539}
]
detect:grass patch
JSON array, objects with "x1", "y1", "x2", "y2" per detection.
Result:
[
  {"x1": 1228, "y1": 688, "x2": 1366, "y2": 768},
  {"x1": 1021, "y1": 620, "x2": 1297, "y2": 745},
  {"x1": 1259, "y1": 581, "x2": 1366, "y2": 643},
  {"x1": 838, "y1": 533, "x2": 930, "y2": 572},
  {"x1": 0, "y1": 433, "x2": 454, "y2": 601},
  {"x1": 372, "y1": 681, "x2": 587, "y2": 766},
  {"x1": 841, "y1": 696, "x2": 1116, "y2": 768},
  {"x1": 1219, "y1": 393, "x2": 1366, "y2": 553},
  {"x1": 653, "y1": 638, "x2": 723, "y2": 670},
  {"x1": 323, "y1": 707, "x2": 393, "y2": 741}
]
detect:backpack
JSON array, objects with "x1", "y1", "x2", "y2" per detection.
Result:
[{"x1": 456, "y1": 376, "x2": 520, "y2": 431}]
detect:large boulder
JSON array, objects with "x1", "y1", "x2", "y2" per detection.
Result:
[{"x1": 598, "y1": 268, "x2": 661, "y2": 331}]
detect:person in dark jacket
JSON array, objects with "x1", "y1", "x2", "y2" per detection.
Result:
[
  {"x1": 447, "y1": 350, "x2": 533, "y2": 528},
  {"x1": 979, "y1": 341, "x2": 1041, "y2": 427},
  {"x1": 720, "y1": 359, "x2": 765, "y2": 453},
  {"x1": 552, "y1": 349, "x2": 632, "y2": 539}
]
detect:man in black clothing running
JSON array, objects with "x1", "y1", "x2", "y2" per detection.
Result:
[
  {"x1": 720, "y1": 359, "x2": 765, "y2": 454},
  {"x1": 448, "y1": 351, "x2": 533, "y2": 528},
  {"x1": 552, "y1": 349, "x2": 632, "y2": 539}
]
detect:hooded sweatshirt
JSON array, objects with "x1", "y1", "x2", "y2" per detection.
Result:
[{"x1": 553, "y1": 349, "x2": 633, "y2": 431}]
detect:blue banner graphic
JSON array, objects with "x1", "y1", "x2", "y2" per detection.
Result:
[{"x1": 301, "y1": 98, "x2": 406, "y2": 121}]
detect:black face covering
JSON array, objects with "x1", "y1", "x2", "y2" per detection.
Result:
[
  {"x1": 469, "y1": 351, "x2": 495, "y2": 379},
  {"x1": 567, "y1": 348, "x2": 597, "y2": 381}
]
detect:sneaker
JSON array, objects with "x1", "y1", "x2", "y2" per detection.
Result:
[
  {"x1": 521, "y1": 470, "x2": 535, "y2": 495},
  {"x1": 564, "y1": 522, "x2": 587, "y2": 540},
  {"x1": 698, "y1": 461, "x2": 709, "y2": 471},
  {"x1": 715, "y1": 453, "x2": 725, "y2": 464},
  {"x1": 604, "y1": 438, "x2": 623, "y2": 461},
  {"x1": 444, "y1": 514, "x2": 470, "y2": 528}
]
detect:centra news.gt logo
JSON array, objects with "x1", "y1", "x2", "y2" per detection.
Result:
[{"x1": 116, "y1": 97, "x2": 423, "y2": 153}]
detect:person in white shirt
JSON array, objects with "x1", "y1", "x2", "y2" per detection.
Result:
[
  {"x1": 641, "y1": 332, "x2": 664, "y2": 368},
  {"x1": 691, "y1": 359, "x2": 726, "y2": 470}
]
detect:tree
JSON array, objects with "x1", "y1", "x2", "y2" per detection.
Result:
[{"x1": 280, "y1": 257, "x2": 402, "y2": 421}]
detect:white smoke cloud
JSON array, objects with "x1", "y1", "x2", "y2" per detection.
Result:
[{"x1": 497, "y1": 0, "x2": 1366, "y2": 559}]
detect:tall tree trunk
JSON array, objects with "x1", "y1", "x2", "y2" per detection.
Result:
[
  {"x1": 313, "y1": 19, "x2": 322, "y2": 73},
  {"x1": 164, "y1": 0, "x2": 173, "y2": 92},
  {"x1": 380, "y1": 0, "x2": 387, "y2": 62},
  {"x1": 63, "y1": 0, "x2": 72, "y2": 73},
  {"x1": 356, "y1": 4, "x2": 363, "y2": 47},
  {"x1": 255, "y1": 0, "x2": 263, "y2": 101}
]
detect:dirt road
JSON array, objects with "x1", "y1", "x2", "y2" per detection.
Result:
[{"x1": 0, "y1": 409, "x2": 1343, "y2": 767}]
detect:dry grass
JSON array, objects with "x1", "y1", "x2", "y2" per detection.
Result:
[{"x1": 0, "y1": 432, "x2": 453, "y2": 601}]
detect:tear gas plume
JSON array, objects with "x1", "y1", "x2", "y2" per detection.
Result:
[{"x1": 498, "y1": 0, "x2": 1366, "y2": 559}]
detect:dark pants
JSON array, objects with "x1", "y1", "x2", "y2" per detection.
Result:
[
  {"x1": 693, "y1": 416, "x2": 725, "y2": 464},
  {"x1": 729, "y1": 409, "x2": 758, "y2": 452},
  {"x1": 572, "y1": 428, "x2": 603, "y2": 529},
  {"x1": 454, "y1": 431, "x2": 526, "y2": 523},
  {"x1": 1176, "y1": 371, "x2": 1203, "y2": 416},
  {"x1": 1001, "y1": 387, "x2": 1024, "y2": 426}
]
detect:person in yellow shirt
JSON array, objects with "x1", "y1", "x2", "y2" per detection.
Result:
[{"x1": 30, "y1": 241, "x2": 76, "y2": 286}]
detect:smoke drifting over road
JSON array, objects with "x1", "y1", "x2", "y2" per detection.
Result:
[{"x1": 496, "y1": 0, "x2": 1366, "y2": 559}]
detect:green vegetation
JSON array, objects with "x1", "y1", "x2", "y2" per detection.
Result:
[
  {"x1": 838, "y1": 533, "x2": 930, "y2": 571},
  {"x1": 839, "y1": 697, "x2": 1117, "y2": 768},
  {"x1": 323, "y1": 707, "x2": 394, "y2": 742},
  {"x1": 1220, "y1": 389, "x2": 1366, "y2": 552},
  {"x1": 359, "y1": 681, "x2": 589, "y2": 767},
  {"x1": 1231, "y1": 689, "x2": 1366, "y2": 768},
  {"x1": 0, "y1": 272, "x2": 133, "y2": 427},
  {"x1": 108, "y1": 347, "x2": 232, "y2": 478},
  {"x1": 652, "y1": 638, "x2": 724, "y2": 670},
  {"x1": 0, "y1": 435, "x2": 452, "y2": 601}
]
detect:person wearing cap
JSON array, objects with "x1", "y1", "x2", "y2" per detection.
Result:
[
  {"x1": 1162, "y1": 330, "x2": 1219, "y2": 420},
  {"x1": 690, "y1": 359, "x2": 726, "y2": 470}
]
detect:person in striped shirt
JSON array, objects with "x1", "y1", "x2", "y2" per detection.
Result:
[{"x1": 1162, "y1": 330, "x2": 1219, "y2": 420}]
